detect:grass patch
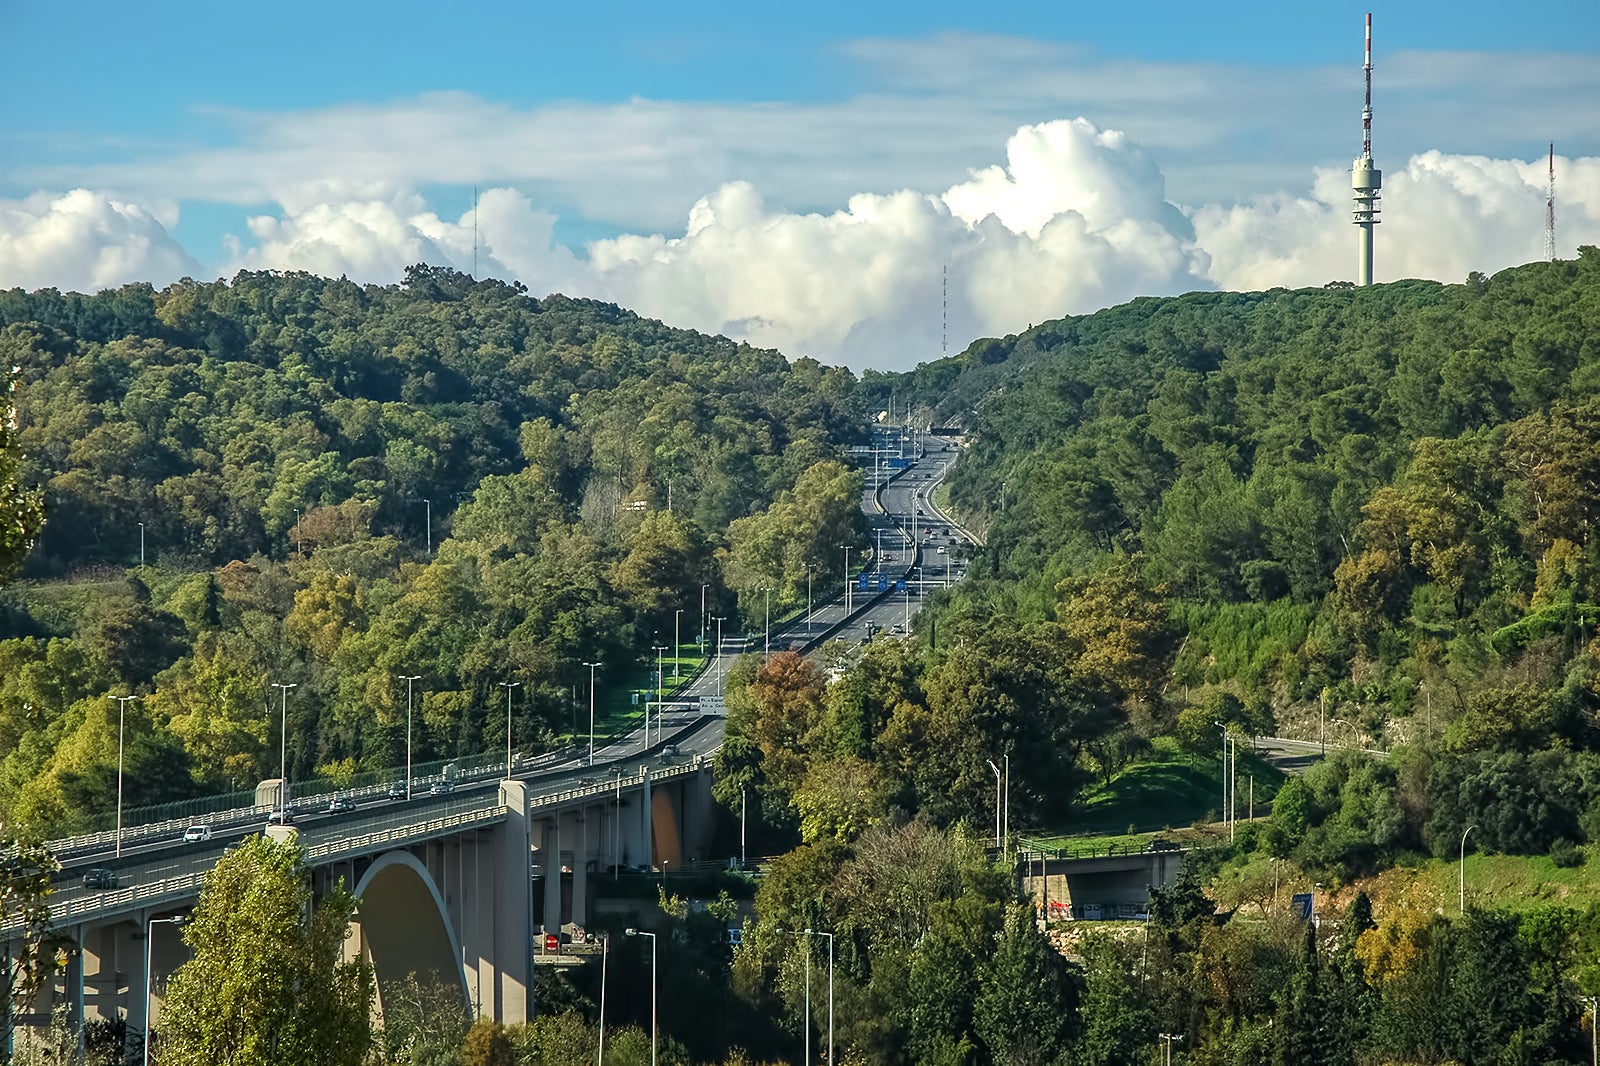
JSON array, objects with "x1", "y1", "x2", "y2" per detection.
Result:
[{"x1": 1019, "y1": 737, "x2": 1287, "y2": 850}]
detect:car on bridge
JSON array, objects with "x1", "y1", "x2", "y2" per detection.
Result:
[
  {"x1": 183, "y1": 824, "x2": 212, "y2": 842},
  {"x1": 82, "y1": 867, "x2": 118, "y2": 890},
  {"x1": 325, "y1": 796, "x2": 355, "y2": 813}
]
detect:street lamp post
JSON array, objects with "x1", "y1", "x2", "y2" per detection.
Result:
[
  {"x1": 842, "y1": 545, "x2": 853, "y2": 615},
  {"x1": 700, "y1": 583, "x2": 710, "y2": 657},
  {"x1": 138, "y1": 521, "x2": 145, "y2": 567},
  {"x1": 1460, "y1": 824, "x2": 1478, "y2": 915},
  {"x1": 584, "y1": 662, "x2": 602, "y2": 766},
  {"x1": 143, "y1": 914, "x2": 184, "y2": 1066},
  {"x1": 422, "y1": 498, "x2": 432, "y2": 556},
  {"x1": 807, "y1": 929, "x2": 835, "y2": 1066},
  {"x1": 108, "y1": 695, "x2": 138, "y2": 857},
  {"x1": 1214, "y1": 721, "x2": 1228, "y2": 830},
  {"x1": 625, "y1": 929, "x2": 657, "y2": 1066},
  {"x1": 806, "y1": 566, "x2": 815, "y2": 634},
  {"x1": 760, "y1": 587, "x2": 773, "y2": 656},
  {"x1": 1159, "y1": 1033, "x2": 1184, "y2": 1065},
  {"x1": 987, "y1": 758, "x2": 1003, "y2": 851},
  {"x1": 713, "y1": 617, "x2": 726, "y2": 696},
  {"x1": 673, "y1": 609, "x2": 684, "y2": 678},
  {"x1": 270, "y1": 682, "x2": 297, "y2": 810},
  {"x1": 652, "y1": 644, "x2": 667, "y2": 746},
  {"x1": 778, "y1": 929, "x2": 811, "y2": 1066},
  {"x1": 597, "y1": 934, "x2": 610, "y2": 1066},
  {"x1": 499, "y1": 680, "x2": 521, "y2": 780},
  {"x1": 398, "y1": 675, "x2": 421, "y2": 800}
]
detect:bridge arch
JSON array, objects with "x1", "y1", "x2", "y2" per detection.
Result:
[{"x1": 350, "y1": 850, "x2": 467, "y2": 1014}]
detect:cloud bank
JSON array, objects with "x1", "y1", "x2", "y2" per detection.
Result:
[{"x1": 2, "y1": 120, "x2": 1596, "y2": 371}]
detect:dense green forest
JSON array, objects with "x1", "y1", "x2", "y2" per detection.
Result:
[
  {"x1": 12, "y1": 251, "x2": 1600, "y2": 1064},
  {"x1": 0, "y1": 267, "x2": 869, "y2": 838},
  {"x1": 862, "y1": 250, "x2": 1600, "y2": 871}
]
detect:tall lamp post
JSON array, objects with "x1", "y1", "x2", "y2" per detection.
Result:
[
  {"x1": 143, "y1": 914, "x2": 185, "y2": 1066},
  {"x1": 108, "y1": 695, "x2": 138, "y2": 857},
  {"x1": 841, "y1": 545, "x2": 853, "y2": 615},
  {"x1": 1460, "y1": 823, "x2": 1478, "y2": 916},
  {"x1": 700, "y1": 583, "x2": 710, "y2": 658},
  {"x1": 673, "y1": 609, "x2": 684, "y2": 679},
  {"x1": 597, "y1": 933, "x2": 610, "y2": 1066},
  {"x1": 499, "y1": 680, "x2": 521, "y2": 780},
  {"x1": 652, "y1": 644, "x2": 667, "y2": 746},
  {"x1": 270, "y1": 682, "x2": 297, "y2": 810},
  {"x1": 806, "y1": 565, "x2": 815, "y2": 634},
  {"x1": 760, "y1": 587, "x2": 773, "y2": 656},
  {"x1": 397, "y1": 675, "x2": 421, "y2": 800},
  {"x1": 625, "y1": 929, "x2": 657, "y2": 1066},
  {"x1": 986, "y1": 756, "x2": 1008, "y2": 853},
  {"x1": 421, "y1": 497, "x2": 432, "y2": 556},
  {"x1": 1159, "y1": 1033, "x2": 1184, "y2": 1066},
  {"x1": 584, "y1": 662, "x2": 602, "y2": 766},
  {"x1": 713, "y1": 616, "x2": 726, "y2": 696},
  {"x1": 806, "y1": 929, "x2": 835, "y2": 1066}
]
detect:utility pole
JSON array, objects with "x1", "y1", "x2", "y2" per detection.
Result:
[{"x1": 1160, "y1": 1033, "x2": 1184, "y2": 1065}]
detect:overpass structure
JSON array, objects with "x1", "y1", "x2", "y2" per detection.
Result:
[
  {"x1": 3, "y1": 425, "x2": 966, "y2": 1046},
  {"x1": 1017, "y1": 842, "x2": 1189, "y2": 922},
  {"x1": 4, "y1": 730, "x2": 718, "y2": 1040}
]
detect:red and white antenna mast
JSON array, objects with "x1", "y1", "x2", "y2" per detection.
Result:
[{"x1": 1546, "y1": 144, "x2": 1557, "y2": 262}]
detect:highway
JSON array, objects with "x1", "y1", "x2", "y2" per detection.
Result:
[{"x1": 42, "y1": 428, "x2": 974, "y2": 898}]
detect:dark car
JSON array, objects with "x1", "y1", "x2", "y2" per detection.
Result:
[
  {"x1": 387, "y1": 781, "x2": 409, "y2": 800},
  {"x1": 325, "y1": 796, "x2": 355, "y2": 813},
  {"x1": 267, "y1": 808, "x2": 294, "y2": 826},
  {"x1": 82, "y1": 868, "x2": 118, "y2": 890}
]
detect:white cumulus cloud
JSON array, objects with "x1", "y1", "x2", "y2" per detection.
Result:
[
  {"x1": 0, "y1": 189, "x2": 199, "y2": 293},
  {"x1": 5, "y1": 121, "x2": 1599, "y2": 375}
]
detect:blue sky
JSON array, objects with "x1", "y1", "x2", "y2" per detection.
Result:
[{"x1": 2, "y1": 1, "x2": 1597, "y2": 369}]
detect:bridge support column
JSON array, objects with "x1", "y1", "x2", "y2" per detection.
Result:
[
  {"x1": 493, "y1": 780, "x2": 532, "y2": 1025},
  {"x1": 571, "y1": 808, "x2": 589, "y2": 929},
  {"x1": 640, "y1": 767, "x2": 652, "y2": 869},
  {"x1": 541, "y1": 816, "x2": 561, "y2": 936}
]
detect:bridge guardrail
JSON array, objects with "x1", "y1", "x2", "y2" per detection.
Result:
[{"x1": 7, "y1": 751, "x2": 721, "y2": 938}]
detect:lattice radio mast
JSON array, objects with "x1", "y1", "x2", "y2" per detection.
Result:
[
  {"x1": 941, "y1": 264, "x2": 948, "y2": 359},
  {"x1": 1546, "y1": 145, "x2": 1557, "y2": 262}
]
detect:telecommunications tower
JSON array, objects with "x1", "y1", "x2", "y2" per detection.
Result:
[
  {"x1": 1352, "y1": 13, "x2": 1382, "y2": 286},
  {"x1": 1546, "y1": 144, "x2": 1556, "y2": 262}
]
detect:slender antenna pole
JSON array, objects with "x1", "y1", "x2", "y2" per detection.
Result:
[{"x1": 1547, "y1": 144, "x2": 1557, "y2": 262}]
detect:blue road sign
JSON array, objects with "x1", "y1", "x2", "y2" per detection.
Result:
[
  {"x1": 1290, "y1": 893, "x2": 1313, "y2": 921},
  {"x1": 888, "y1": 457, "x2": 910, "y2": 469},
  {"x1": 877, "y1": 575, "x2": 888, "y2": 592},
  {"x1": 858, "y1": 574, "x2": 871, "y2": 591},
  {"x1": 896, "y1": 579, "x2": 907, "y2": 592}
]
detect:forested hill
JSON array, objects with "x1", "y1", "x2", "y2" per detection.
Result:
[
  {"x1": 895, "y1": 250, "x2": 1600, "y2": 848},
  {"x1": 0, "y1": 265, "x2": 861, "y2": 569},
  {"x1": 0, "y1": 266, "x2": 870, "y2": 838}
]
